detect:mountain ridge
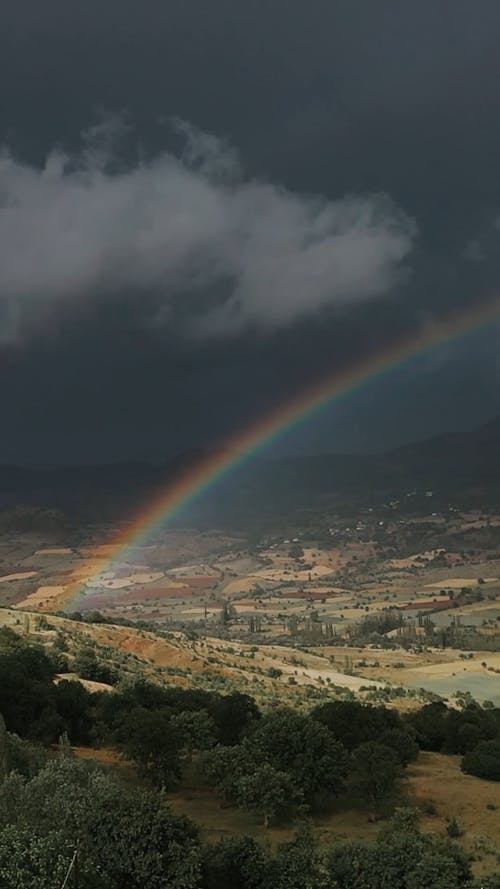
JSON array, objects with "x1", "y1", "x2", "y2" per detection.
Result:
[{"x1": 1, "y1": 416, "x2": 499, "y2": 525}]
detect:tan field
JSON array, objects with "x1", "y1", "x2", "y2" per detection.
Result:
[
  {"x1": 86, "y1": 570, "x2": 165, "y2": 590},
  {"x1": 222, "y1": 577, "x2": 263, "y2": 594},
  {"x1": 17, "y1": 585, "x2": 67, "y2": 608},
  {"x1": 55, "y1": 673, "x2": 113, "y2": 693},
  {"x1": 409, "y1": 753, "x2": 500, "y2": 875},
  {"x1": 79, "y1": 545, "x2": 121, "y2": 558},
  {"x1": 0, "y1": 571, "x2": 37, "y2": 583},
  {"x1": 390, "y1": 549, "x2": 446, "y2": 569},
  {"x1": 424, "y1": 578, "x2": 484, "y2": 589},
  {"x1": 254, "y1": 565, "x2": 334, "y2": 582}
]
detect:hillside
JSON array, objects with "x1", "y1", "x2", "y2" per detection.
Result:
[
  {"x1": 3, "y1": 606, "x2": 500, "y2": 885},
  {"x1": 2, "y1": 416, "x2": 500, "y2": 530},
  {"x1": 0, "y1": 607, "x2": 387, "y2": 705}
]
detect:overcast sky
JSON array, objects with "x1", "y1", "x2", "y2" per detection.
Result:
[{"x1": 2, "y1": 0, "x2": 500, "y2": 464}]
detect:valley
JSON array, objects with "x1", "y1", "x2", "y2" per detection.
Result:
[{"x1": 1, "y1": 491, "x2": 500, "y2": 708}]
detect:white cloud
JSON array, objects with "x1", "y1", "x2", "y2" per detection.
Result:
[{"x1": 0, "y1": 123, "x2": 416, "y2": 341}]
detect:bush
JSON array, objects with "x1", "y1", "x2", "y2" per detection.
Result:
[
  {"x1": 420, "y1": 799, "x2": 437, "y2": 816},
  {"x1": 446, "y1": 816, "x2": 462, "y2": 838},
  {"x1": 462, "y1": 740, "x2": 500, "y2": 781}
]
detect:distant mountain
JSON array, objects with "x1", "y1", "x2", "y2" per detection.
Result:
[
  {"x1": 1, "y1": 418, "x2": 499, "y2": 527},
  {"x1": 0, "y1": 451, "x2": 205, "y2": 521},
  {"x1": 387, "y1": 415, "x2": 500, "y2": 487}
]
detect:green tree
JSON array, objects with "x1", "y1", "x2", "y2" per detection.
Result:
[
  {"x1": 244, "y1": 709, "x2": 348, "y2": 806},
  {"x1": 312, "y1": 700, "x2": 402, "y2": 751},
  {"x1": 382, "y1": 807, "x2": 421, "y2": 835},
  {"x1": 462, "y1": 739, "x2": 500, "y2": 781},
  {"x1": 351, "y1": 742, "x2": 402, "y2": 819},
  {"x1": 405, "y1": 702, "x2": 448, "y2": 751},
  {"x1": 0, "y1": 757, "x2": 202, "y2": 889},
  {"x1": 200, "y1": 836, "x2": 268, "y2": 889},
  {"x1": 209, "y1": 692, "x2": 260, "y2": 746},
  {"x1": 171, "y1": 709, "x2": 217, "y2": 758},
  {"x1": 0, "y1": 826, "x2": 88, "y2": 889},
  {"x1": 268, "y1": 826, "x2": 334, "y2": 889},
  {"x1": 0, "y1": 639, "x2": 61, "y2": 742},
  {"x1": 120, "y1": 707, "x2": 184, "y2": 788},
  {"x1": 326, "y1": 830, "x2": 471, "y2": 889},
  {"x1": 235, "y1": 764, "x2": 303, "y2": 827},
  {"x1": 202, "y1": 744, "x2": 249, "y2": 801},
  {"x1": 378, "y1": 728, "x2": 419, "y2": 766},
  {"x1": 53, "y1": 679, "x2": 94, "y2": 744}
]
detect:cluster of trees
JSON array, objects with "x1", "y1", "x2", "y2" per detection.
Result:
[
  {"x1": 96, "y1": 680, "x2": 260, "y2": 789},
  {"x1": 407, "y1": 701, "x2": 500, "y2": 779},
  {"x1": 66, "y1": 684, "x2": 418, "y2": 824},
  {"x1": 0, "y1": 743, "x2": 489, "y2": 889},
  {"x1": 2, "y1": 628, "x2": 500, "y2": 806},
  {"x1": 3, "y1": 630, "x2": 500, "y2": 886},
  {"x1": 201, "y1": 701, "x2": 420, "y2": 825},
  {"x1": 0, "y1": 627, "x2": 78, "y2": 743},
  {"x1": 462, "y1": 740, "x2": 500, "y2": 781},
  {"x1": 203, "y1": 708, "x2": 348, "y2": 825},
  {"x1": 352, "y1": 609, "x2": 405, "y2": 640},
  {"x1": 0, "y1": 752, "x2": 201, "y2": 889},
  {"x1": 0, "y1": 627, "x2": 261, "y2": 772}
]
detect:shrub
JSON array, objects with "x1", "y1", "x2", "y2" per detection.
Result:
[
  {"x1": 462, "y1": 740, "x2": 500, "y2": 782},
  {"x1": 446, "y1": 816, "x2": 462, "y2": 838}
]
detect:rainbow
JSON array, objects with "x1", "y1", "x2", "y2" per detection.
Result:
[{"x1": 70, "y1": 296, "x2": 500, "y2": 609}]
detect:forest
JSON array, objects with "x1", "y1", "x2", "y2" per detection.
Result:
[{"x1": 1, "y1": 628, "x2": 500, "y2": 888}]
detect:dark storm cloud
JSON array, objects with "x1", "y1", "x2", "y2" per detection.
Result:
[
  {"x1": 2, "y1": 0, "x2": 500, "y2": 461},
  {"x1": 0, "y1": 120, "x2": 415, "y2": 341}
]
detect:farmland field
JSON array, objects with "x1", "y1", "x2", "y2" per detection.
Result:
[{"x1": 0, "y1": 502, "x2": 499, "y2": 708}]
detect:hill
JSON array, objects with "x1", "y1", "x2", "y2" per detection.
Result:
[
  {"x1": 0, "y1": 607, "x2": 386, "y2": 706},
  {"x1": 1, "y1": 415, "x2": 500, "y2": 529}
]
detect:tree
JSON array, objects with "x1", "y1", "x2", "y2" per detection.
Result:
[
  {"x1": 442, "y1": 706, "x2": 497, "y2": 754},
  {"x1": 171, "y1": 709, "x2": 217, "y2": 758},
  {"x1": 120, "y1": 707, "x2": 184, "y2": 788},
  {"x1": 72, "y1": 646, "x2": 118, "y2": 685},
  {"x1": 202, "y1": 744, "x2": 249, "y2": 801},
  {"x1": 209, "y1": 693, "x2": 260, "y2": 746},
  {"x1": 378, "y1": 728, "x2": 419, "y2": 766},
  {"x1": 384, "y1": 807, "x2": 421, "y2": 835},
  {"x1": 53, "y1": 679, "x2": 94, "y2": 744},
  {"x1": 461, "y1": 739, "x2": 500, "y2": 781},
  {"x1": 235, "y1": 764, "x2": 303, "y2": 827},
  {"x1": 351, "y1": 742, "x2": 402, "y2": 819},
  {"x1": 446, "y1": 816, "x2": 462, "y2": 838},
  {"x1": 288, "y1": 543, "x2": 304, "y2": 560},
  {"x1": 312, "y1": 700, "x2": 402, "y2": 751},
  {"x1": 204, "y1": 710, "x2": 347, "y2": 819},
  {"x1": 268, "y1": 826, "x2": 335, "y2": 889},
  {"x1": 405, "y1": 702, "x2": 449, "y2": 751},
  {"x1": 0, "y1": 825, "x2": 87, "y2": 889},
  {"x1": 219, "y1": 602, "x2": 236, "y2": 625},
  {"x1": 326, "y1": 829, "x2": 471, "y2": 889},
  {"x1": 0, "y1": 756, "x2": 202, "y2": 889},
  {"x1": 0, "y1": 639, "x2": 61, "y2": 742},
  {"x1": 243, "y1": 709, "x2": 348, "y2": 806},
  {"x1": 200, "y1": 836, "x2": 268, "y2": 889}
]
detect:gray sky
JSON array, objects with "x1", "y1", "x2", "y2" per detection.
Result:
[{"x1": 2, "y1": 0, "x2": 500, "y2": 463}]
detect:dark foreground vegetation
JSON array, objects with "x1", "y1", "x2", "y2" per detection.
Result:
[{"x1": 1, "y1": 627, "x2": 500, "y2": 887}]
